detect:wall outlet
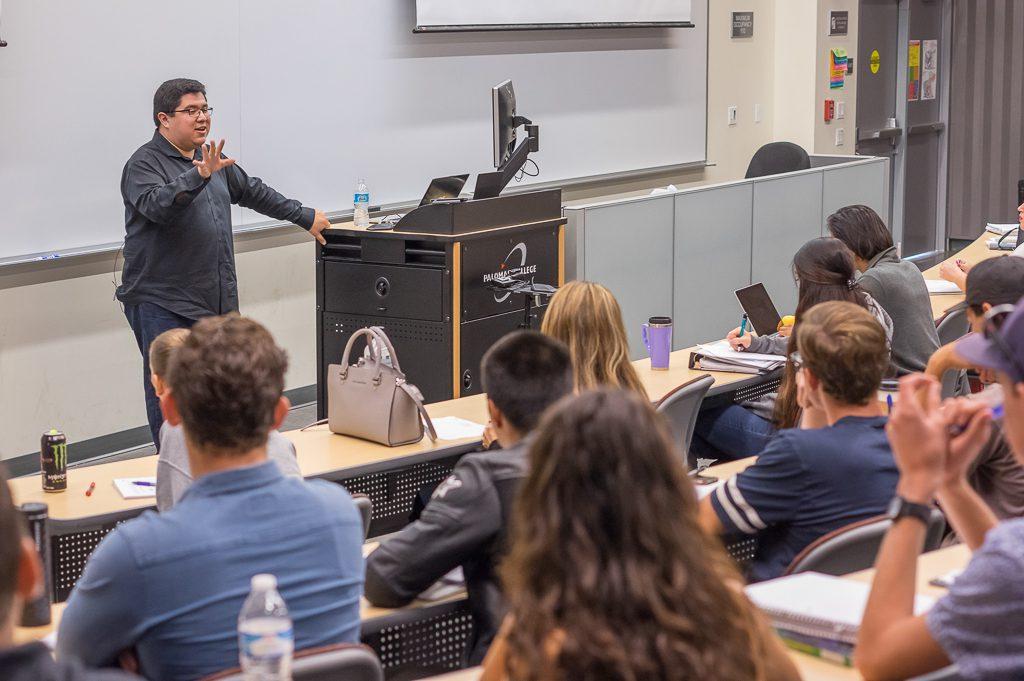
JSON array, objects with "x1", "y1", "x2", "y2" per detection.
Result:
[
  {"x1": 836, "y1": 100, "x2": 846, "y2": 120},
  {"x1": 754, "y1": 103, "x2": 762, "y2": 123},
  {"x1": 835, "y1": 127, "x2": 846, "y2": 146},
  {"x1": 728, "y1": 106, "x2": 738, "y2": 126}
]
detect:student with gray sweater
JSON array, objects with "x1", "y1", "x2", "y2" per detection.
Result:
[
  {"x1": 827, "y1": 205, "x2": 940, "y2": 374},
  {"x1": 147, "y1": 328, "x2": 301, "y2": 512}
]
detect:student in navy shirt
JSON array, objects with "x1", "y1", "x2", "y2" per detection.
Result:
[
  {"x1": 58, "y1": 316, "x2": 364, "y2": 681},
  {"x1": 698, "y1": 301, "x2": 898, "y2": 582}
]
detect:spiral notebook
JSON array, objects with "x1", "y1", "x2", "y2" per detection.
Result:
[{"x1": 745, "y1": 573, "x2": 935, "y2": 646}]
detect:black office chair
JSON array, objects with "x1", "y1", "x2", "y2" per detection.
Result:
[
  {"x1": 911, "y1": 666, "x2": 963, "y2": 681},
  {"x1": 936, "y1": 307, "x2": 970, "y2": 346},
  {"x1": 202, "y1": 643, "x2": 384, "y2": 681},
  {"x1": 784, "y1": 508, "x2": 946, "y2": 577},
  {"x1": 353, "y1": 494, "x2": 373, "y2": 540},
  {"x1": 655, "y1": 375, "x2": 715, "y2": 468},
  {"x1": 744, "y1": 142, "x2": 811, "y2": 179}
]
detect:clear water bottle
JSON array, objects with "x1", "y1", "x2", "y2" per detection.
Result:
[
  {"x1": 238, "y1": 574, "x2": 294, "y2": 680},
  {"x1": 353, "y1": 178, "x2": 370, "y2": 228}
]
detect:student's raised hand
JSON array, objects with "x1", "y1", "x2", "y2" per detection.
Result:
[
  {"x1": 938, "y1": 398, "x2": 993, "y2": 490},
  {"x1": 727, "y1": 326, "x2": 753, "y2": 351},
  {"x1": 885, "y1": 374, "x2": 949, "y2": 503}
]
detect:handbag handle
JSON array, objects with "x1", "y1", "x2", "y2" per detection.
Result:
[
  {"x1": 338, "y1": 327, "x2": 405, "y2": 382},
  {"x1": 398, "y1": 381, "x2": 438, "y2": 442}
]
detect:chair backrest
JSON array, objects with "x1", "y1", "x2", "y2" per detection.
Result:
[
  {"x1": 939, "y1": 369, "x2": 968, "y2": 399},
  {"x1": 784, "y1": 508, "x2": 946, "y2": 577},
  {"x1": 744, "y1": 142, "x2": 811, "y2": 179},
  {"x1": 910, "y1": 666, "x2": 963, "y2": 681},
  {"x1": 202, "y1": 643, "x2": 383, "y2": 681},
  {"x1": 353, "y1": 494, "x2": 373, "y2": 540},
  {"x1": 936, "y1": 306, "x2": 970, "y2": 346},
  {"x1": 655, "y1": 375, "x2": 715, "y2": 468}
]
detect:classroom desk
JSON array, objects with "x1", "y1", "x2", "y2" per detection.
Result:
[{"x1": 923, "y1": 233, "x2": 1002, "y2": 320}]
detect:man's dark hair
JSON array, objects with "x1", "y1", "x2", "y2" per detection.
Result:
[
  {"x1": 481, "y1": 331, "x2": 573, "y2": 433},
  {"x1": 167, "y1": 315, "x2": 287, "y2": 453},
  {"x1": 153, "y1": 78, "x2": 206, "y2": 127},
  {"x1": 0, "y1": 469, "x2": 23, "y2": 619},
  {"x1": 826, "y1": 205, "x2": 894, "y2": 261}
]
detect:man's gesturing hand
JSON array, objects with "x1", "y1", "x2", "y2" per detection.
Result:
[
  {"x1": 309, "y1": 210, "x2": 330, "y2": 246},
  {"x1": 193, "y1": 139, "x2": 236, "y2": 179}
]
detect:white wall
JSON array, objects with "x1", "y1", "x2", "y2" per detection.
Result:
[{"x1": 0, "y1": 0, "x2": 851, "y2": 461}]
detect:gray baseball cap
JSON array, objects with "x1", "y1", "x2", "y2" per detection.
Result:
[{"x1": 956, "y1": 298, "x2": 1024, "y2": 383}]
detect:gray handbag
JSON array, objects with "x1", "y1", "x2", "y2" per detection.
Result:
[{"x1": 327, "y1": 326, "x2": 437, "y2": 446}]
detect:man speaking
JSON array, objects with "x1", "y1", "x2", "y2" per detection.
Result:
[{"x1": 116, "y1": 78, "x2": 330, "y2": 447}]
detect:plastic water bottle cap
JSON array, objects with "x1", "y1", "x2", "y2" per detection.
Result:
[
  {"x1": 49, "y1": 429, "x2": 58, "y2": 434},
  {"x1": 251, "y1": 574, "x2": 277, "y2": 591}
]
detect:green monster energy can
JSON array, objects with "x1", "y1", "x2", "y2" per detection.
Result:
[{"x1": 40, "y1": 429, "x2": 67, "y2": 493}]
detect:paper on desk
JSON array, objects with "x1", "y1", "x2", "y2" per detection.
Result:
[
  {"x1": 113, "y1": 477, "x2": 156, "y2": 499},
  {"x1": 418, "y1": 567, "x2": 465, "y2": 602},
  {"x1": 432, "y1": 417, "x2": 486, "y2": 441},
  {"x1": 986, "y1": 223, "x2": 1019, "y2": 235},
  {"x1": 925, "y1": 279, "x2": 962, "y2": 294}
]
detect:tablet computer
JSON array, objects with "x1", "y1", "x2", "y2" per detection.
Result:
[{"x1": 735, "y1": 283, "x2": 783, "y2": 336}]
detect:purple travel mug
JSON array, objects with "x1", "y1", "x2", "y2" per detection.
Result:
[{"x1": 641, "y1": 316, "x2": 673, "y2": 370}]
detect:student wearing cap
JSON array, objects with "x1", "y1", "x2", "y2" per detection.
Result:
[
  {"x1": 925, "y1": 257, "x2": 1024, "y2": 520},
  {"x1": 855, "y1": 299, "x2": 1024, "y2": 680}
]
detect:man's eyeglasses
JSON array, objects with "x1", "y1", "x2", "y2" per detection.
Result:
[
  {"x1": 982, "y1": 304, "x2": 1024, "y2": 381},
  {"x1": 172, "y1": 106, "x2": 213, "y2": 119}
]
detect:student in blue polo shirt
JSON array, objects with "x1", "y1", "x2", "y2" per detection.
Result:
[
  {"x1": 698, "y1": 300, "x2": 898, "y2": 582},
  {"x1": 57, "y1": 316, "x2": 364, "y2": 681}
]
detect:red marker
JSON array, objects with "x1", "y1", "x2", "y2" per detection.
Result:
[{"x1": 85, "y1": 481, "x2": 96, "y2": 497}]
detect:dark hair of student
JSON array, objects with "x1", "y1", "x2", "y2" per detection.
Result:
[
  {"x1": 480, "y1": 331, "x2": 574, "y2": 433},
  {"x1": 500, "y1": 389, "x2": 772, "y2": 681},
  {"x1": 167, "y1": 315, "x2": 287, "y2": 454},
  {"x1": 0, "y1": 469, "x2": 23, "y2": 618},
  {"x1": 773, "y1": 237, "x2": 873, "y2": 428},
  {"x1": 826, "y1": 205, "x2": 894, "y2": 262},
  {"x1": 795, "y1": 301, "x2": 889, "y2": 405},
  {"x1": 153, "y1": 78, "x2": 207, "y2": 127}
]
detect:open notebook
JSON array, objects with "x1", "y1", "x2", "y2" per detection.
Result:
[
  {"x1": 694, "y1": 340, "x2": 786, "y2": 375},
  {"x1": 745, "y1": 572, "x2": 935, "y2": 646}
]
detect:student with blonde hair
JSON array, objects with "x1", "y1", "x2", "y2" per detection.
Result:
[
  {"x1": 149, "y1": 326, "x2": 300, "y2": 512},
  {"x1": 540, "y1": 281, "x2": 646, "y2": 396}
]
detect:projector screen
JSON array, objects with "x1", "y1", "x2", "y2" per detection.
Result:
[{"x1": 416, "y1": 0, "x2": 694, "y2": 31}]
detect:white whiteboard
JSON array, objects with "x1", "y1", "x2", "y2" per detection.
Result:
[
  {"x1": 416, "y1": 0, "x2": 693, "y2": 27},
  {"x1": 0, "y1": 0, "x2": 707, "y2": 262}
]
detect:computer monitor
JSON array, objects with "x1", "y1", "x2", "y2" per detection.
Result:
[{"x1": 492, "y1": 80, "x2": 517, "y2": 169}]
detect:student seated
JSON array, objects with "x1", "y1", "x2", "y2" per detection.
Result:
[
  {"x1": 827, "y1": 204, "x2": 939, "y2": 374},
  {"x1": 940, "y1": 199, "x2": 1024, "y2": 290},
  {"x1": 481, "y1": 389, "x2": 800, "y2": 681},
  {"x1": 148, "y1": 327, "x2": 301, "y2": 511},
  {"x1": 540, "y1": 280, "x2": 646, "y2": 396},
  {"x1": 855, "y1": 301, "x2": 1024, "y2": 680},
  {"x1": 693, "y1": 237, "x2": 893, "y2": 460},
  {"x1": 365, "y1": 331, "x2": 574, "y2": 665},
  {"x1": 926, "y1": 256, "x2": 1024, "y2": 520},
  {"x1": 698, "y1": 301, "x2": 898, "y2": 582},
  {"x1": 0, "y1": 473, "x2": 140, "y2": 681},
  {"x1": 57, "y1": 316, "x2": 364, "y2": 681}
]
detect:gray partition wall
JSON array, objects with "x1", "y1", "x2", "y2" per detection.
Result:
[{"x1": 564, "y1": 155, "x2": 889, "y2": 359}]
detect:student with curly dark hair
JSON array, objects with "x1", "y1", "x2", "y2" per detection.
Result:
[{"x1": 481, "y1": 389, "x2": 800, "y2": 681}]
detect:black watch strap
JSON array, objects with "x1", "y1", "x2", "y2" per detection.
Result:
[{"x1": 887, "y1": 496, "x2": 932, "y2": 525}]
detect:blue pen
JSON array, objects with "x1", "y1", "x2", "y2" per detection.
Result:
[
  {"x1": 131, "y1": 480, "x2": 156, "y2": 487},
  {"x1": 739, "y1": 313, "x2": 749, "y2": 337},
  {"x1": 886, "y1": 394, "x2": 894, "y2": 415}
]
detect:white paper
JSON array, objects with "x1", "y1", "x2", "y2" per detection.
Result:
[
  {"x1": 925, "y1": 279, "x2": 962, "y2": 294},
  {"x1": 986, "y1": 223, "x2": 1019, "y2": 235},
  {"x1": 113, "y1": 477, "x2": 157, "y2": 499},
  {"x1": 417, "y1": 567, "x2": 466, "y2": 602},
  {"x1": 431, "y1": 416, "x2": 486, "y2": 441}
]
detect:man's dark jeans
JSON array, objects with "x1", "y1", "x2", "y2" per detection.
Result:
[{"x1": 123, "y1": 302, "x2": 200, "y2": 448}]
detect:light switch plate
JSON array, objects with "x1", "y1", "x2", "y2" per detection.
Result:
[
  {"x1": 835, "y1": 128, "x2": 846, "y2": 146},
  {"x1": 836, "y1": 101, "x2": 846, "y2": 119}
]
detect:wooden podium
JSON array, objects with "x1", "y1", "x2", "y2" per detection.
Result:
[{"x1": 316, "y1": 189, "x2": 566, "y2": 416}]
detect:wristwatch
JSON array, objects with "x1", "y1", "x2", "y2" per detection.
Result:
[{"x1": 886, "y1": 496, "x2": 933, "y2": 525}]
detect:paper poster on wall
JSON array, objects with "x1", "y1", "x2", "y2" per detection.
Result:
[
  {"x1": 830, "y1": 48, "x2": 848, "y2": 89},
  {"x1": 921, "y1": 39, "x2": 938, "y2": 100},
  {"x1": 907, "y1": 40, "x2": 921, "y2": 101}
]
